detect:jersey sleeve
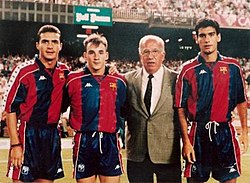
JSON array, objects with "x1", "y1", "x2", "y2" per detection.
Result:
[
  {"x1": 175, "y1": 67, "x2": 189, "y2": 108},
  {"x1": 4, "y1": 68, "x2": 27, "y2": 114},
  {"x1": 235, "y1": 64, "x2": 247, "y2": 104}
]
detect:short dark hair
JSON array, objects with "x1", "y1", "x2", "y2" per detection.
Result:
[
  {"x1": 37, "y1": 25, "x2": 61, "y2": 42},
  {"x1": 195, "y1": 18, "x2": 220, "y2": 35},
  {"x1": 83, "y1": 33, "x2": 108, "y2": 51}
]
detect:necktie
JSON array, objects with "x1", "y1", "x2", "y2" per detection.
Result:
[{"x1": 144, "y1": 74, "x2": 154, "y2": 115}]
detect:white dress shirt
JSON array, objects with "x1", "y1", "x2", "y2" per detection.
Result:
[{"x1": 142, "y1": 66, "x2": 163, "y2": 114}]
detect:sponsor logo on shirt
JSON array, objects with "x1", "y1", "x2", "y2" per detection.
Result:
[
  {"x1": 199, "y1": 69, "x2": 207, "y2": 75},
  {"x1": 39, "y1": 75, "x2": 47, "y2": 80},
  {"x1": 85, "y1": 83, "x2": 93, "y2": 87}
]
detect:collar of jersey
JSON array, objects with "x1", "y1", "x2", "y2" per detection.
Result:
[
  {"x1": 35, "y1": 56, "x2": 59, "y2": 70},
  {"x1": 83, "y1": 65, "x2": 109, "y2": 76},
  {"x1": 197, "y1": 51, "x2": 222, "y2": 64}
]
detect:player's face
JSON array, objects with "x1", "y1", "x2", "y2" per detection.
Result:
[
  {"x1": 140, "y1": 39, "x2": 165, "y2": 74},
  {"x1": 84, "y1": 43, "x2": 109, "y2": 75},
  {"x1": 196, "y1": 26, "x2": 221, "y2": 56},
  {"x1": 36, "y1": 32, "x2": 62, "y2": 65}
]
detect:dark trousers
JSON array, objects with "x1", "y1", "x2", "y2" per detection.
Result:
[{"x1": 127, "y1": 154, "x2": 181, "y2": 183}]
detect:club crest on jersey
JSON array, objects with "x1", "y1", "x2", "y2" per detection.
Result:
[
  {"x1": 59, "y1": 72, "x2": 65, "y2": 80},
  {"x1": 220, "y1": 67, "x2": 228, "y2": 74},
  {"x1": 110, "y1": 82, "x2": 117, "y2": 91}
]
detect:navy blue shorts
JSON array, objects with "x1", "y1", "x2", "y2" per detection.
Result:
[
  {"x1": 73, "y1": 131, "x2": 123, "y2": 179},
  {"x1": 184, "y1": 121, "x2": 241, "y2": 182},
  {"x1": 6, "y1": 122, "x2": 64, "y2": 182}
]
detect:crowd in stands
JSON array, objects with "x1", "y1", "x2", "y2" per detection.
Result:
[
  {"x1": 14, "y1": 0, "x2": 249, "y2": 21},
  {"x1": 1, "y1": 53, "x2": 250, "y2": 80}
]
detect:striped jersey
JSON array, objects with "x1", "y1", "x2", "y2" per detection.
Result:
[
  {"x1": 4, "y1": 56, "x2": 69, "y2": 125},
  {"x1": 175, "y1": 53, "x2": 246, "y2": 123},
  {"x1": 66, "y1": 66, "x2": 127, "y2": 133}
]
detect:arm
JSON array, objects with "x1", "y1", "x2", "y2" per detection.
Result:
[
  {"x1": 7, "y1": 112, "x2": 23, "y2": 168},
  {"x1": 177, "y1": 108, "x2": 196, "y2": 164},
  {"x1": 236, "y1": 101, "x2": 248, "y2": 154}
]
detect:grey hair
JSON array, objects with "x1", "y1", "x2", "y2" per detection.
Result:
[{"x1": 138, "y1": 35, "x2": 165, "y2": 53}]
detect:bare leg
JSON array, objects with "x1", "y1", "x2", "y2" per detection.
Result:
[
  {"x1": 222, "y1": 178, "x2": 237, "y2": 183},
  {"x1": 99, "y1": 175, "x2": 120, "y2": 183},
  {"x1": 34, "y1": 179, "x2": 54, "y2": 183},
  {"x1": 77, "y1": 175, "x2": 96, "y2": 183}
]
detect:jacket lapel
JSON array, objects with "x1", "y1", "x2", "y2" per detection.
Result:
[{"x1": 131, "y1": 68, "x2": 148, "y2": 115}]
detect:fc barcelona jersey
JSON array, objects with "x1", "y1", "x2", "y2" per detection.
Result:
[
  {"x1": 175, "y1": 53, "x2": 246, "y2": 123},
  {"x1": 66, "y1": 66, "x2": 127, "y2": 133},
  {"x1": 4, "y1": 56, "x2": 69, "y2": 125}
]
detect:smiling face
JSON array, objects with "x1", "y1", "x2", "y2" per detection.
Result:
[
  {"x1": 139, "y1": 38, "x2": 165, "y2": 74},
  {"x1": 84, "y1": 42, "x2": 109, "y2": 75},
  {"x1": 196, "y1": 26, "x2": 221, "y2": 58},
  {"x1": 36, "y1": 32, "x2": 62, "y2": 68}
]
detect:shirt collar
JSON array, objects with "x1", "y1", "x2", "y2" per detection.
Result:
[
  {"x1": 35, "y1": 55, "x2": 59, "y2": 70},
  {"x1": 142, "y1": 65, "x2": 163, "y2": 81},
  {"x1": 83, "y1": 65, "x2": 109, "y2": 75},
  {"x1": 197, "y1": 51, "x2": 222, "y2": 64}
]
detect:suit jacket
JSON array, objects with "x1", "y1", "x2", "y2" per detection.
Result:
[{"x1": 125, "y1": 65, "x2": 180, "y2": 164}]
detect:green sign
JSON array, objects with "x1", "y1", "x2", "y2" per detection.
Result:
[{"x1": 74, "y1": 6, "x2": 112, "y2": 26}]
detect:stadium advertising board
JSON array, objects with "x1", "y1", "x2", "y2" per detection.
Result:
[
  {"x1": 212, "y1": 15, "x2": 250, "y2": 29},
  {"x1": 74, "y1": 6, "x2": 112, "y2": 26}
]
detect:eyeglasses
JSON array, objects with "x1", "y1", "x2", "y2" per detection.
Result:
[{"x1": 141, "y1": 49, "x2": 162, "y2": 56}]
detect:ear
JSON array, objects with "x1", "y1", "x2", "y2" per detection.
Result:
[
  {"x1": 36, "y1": 42, "x2": 39, "y2": 50},
  {"x1": 217, "y1": 33, "x2": 221, "y2": 43},
  {"x1": 162, "y1": 51, "x2": 166, "y2": 57},
  {"x1": 59, "y1": 43, "x2": 63, "y2": 51},
  {"x1": 106, "y1": 51, "x2": 109, "y2": 60},
  {"x1": 194, "y1": 35, "x2": 198, "y2": 44}
]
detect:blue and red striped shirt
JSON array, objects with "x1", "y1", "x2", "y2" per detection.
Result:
[
  {"x1": 65, "y1": 66, "x2": 127, "y2": 133},
  {"x1": 4, "y1": 56, "x2": 69, "y2": 125},
  {"x1": 175, "y1": 53, "x2": 246, "y2": 123}
]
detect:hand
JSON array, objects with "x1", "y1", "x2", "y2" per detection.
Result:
[
  {"x1": 10, "y1": 146, "x2": 24, "y2": 169},
  {"x1": 182, "y1": 142, "x2": 196, "y2": 164},
  {"x1": 108, "y1": 63, "x2": 118, "y2": 75},
  {"x1": 240, "y1": 131, "x2": 248, "y2": 154},
  {"x1": 1, "y1": 111, "x2": 6, "y2": 121}
]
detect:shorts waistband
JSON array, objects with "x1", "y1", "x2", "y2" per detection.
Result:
[
  {"x1": 193, "y1": 120, "x2": 231, "y2": 142},
  {"x1": 23, "y1": 121, "x2": 58, "y2": 128},
  {"x1": 193, "y1": 120, "x2": 232, "y2": 125},
  {"x1": 76, "y1": 131, "x2": 117, "y2": 135}
]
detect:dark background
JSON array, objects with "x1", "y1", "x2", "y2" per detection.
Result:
[{"x1": 0, "y1": 20, "x2": 249, "y2": 61}]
